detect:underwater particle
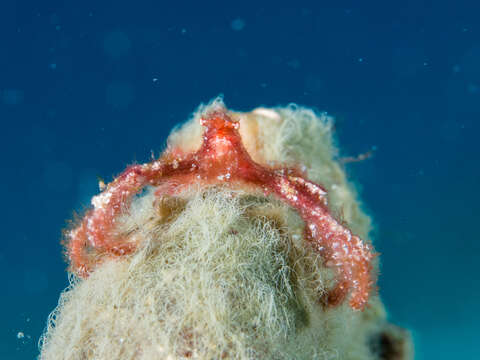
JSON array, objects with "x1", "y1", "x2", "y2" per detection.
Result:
[
  {"x1": 231, "y1": 18, "x2": 245, "y2": 31},
  {"x1": 17, "y1": 332, "x2": 25, "y2": 339}
]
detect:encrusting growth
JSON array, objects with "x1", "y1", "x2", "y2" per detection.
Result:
[{"x1": 67, "y1": 102, "x2": 375, "y2": 310}]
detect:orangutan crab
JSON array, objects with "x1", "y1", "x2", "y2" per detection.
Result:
[{"x1": 66, "y1": 102, "x2": 375, "y2": 310}]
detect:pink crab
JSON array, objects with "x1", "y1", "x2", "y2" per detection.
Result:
[{"x1": 66, "y1": 104, "x2": 376, "y2": 310}]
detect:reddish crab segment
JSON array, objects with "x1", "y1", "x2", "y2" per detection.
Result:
[{"x1": 67, "y1": 106, "x2": 375, "y2": 310}]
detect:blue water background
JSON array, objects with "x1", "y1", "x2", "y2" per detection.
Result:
[{"x1": 1, "y1": 1, "x2": 479, "y2": 359}]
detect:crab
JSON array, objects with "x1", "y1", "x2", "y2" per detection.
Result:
[{"x1": 66, "y1": 103, "x2": 375, "y2": 310}]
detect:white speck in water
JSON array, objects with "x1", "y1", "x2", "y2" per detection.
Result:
[{"x1": 231, "y1": 18, "x2": 245, "y2": 31}]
